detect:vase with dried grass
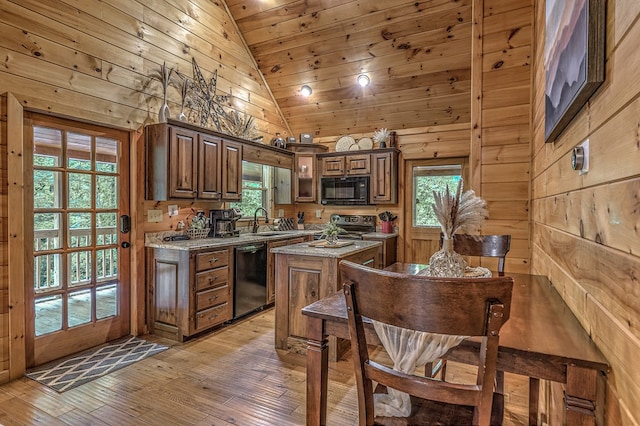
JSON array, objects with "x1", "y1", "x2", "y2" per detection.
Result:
[{"x1": 428, "y1": 180, "x2": 488, "y2": 277}]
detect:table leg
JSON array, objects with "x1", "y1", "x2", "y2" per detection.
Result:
[
  {"x1": 307, "y1": 317, "x2": 328, "y2": 426},
  {"x1": 564, "y1": 365, "x2": 603, "y2": 426},
  {"x1": 529, "y1": 377, "x2": 539, "y2": 426}
]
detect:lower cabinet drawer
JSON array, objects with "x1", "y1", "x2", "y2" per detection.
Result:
[
  {"x1": 196, "y1": 285, "x2": 229, "y2": 311},
  {"x1": 195, "y1": 266, "x2": 228, "y2": 291},
  {"x1": 195, "y1": 303, "x2": 228, "y2": 330}
]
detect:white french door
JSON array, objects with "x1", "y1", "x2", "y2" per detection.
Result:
[{"x1": 26, "y1": 114, "x2": 130, "y2": 366}]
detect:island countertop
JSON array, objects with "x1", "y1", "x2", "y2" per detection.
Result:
[{"x1": 270, "y1": 240, "x2": 381, "y2": 258}]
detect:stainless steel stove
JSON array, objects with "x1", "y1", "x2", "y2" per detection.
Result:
[{"x1": 332, "y1": 214, "x2": 376, "y2": 240}]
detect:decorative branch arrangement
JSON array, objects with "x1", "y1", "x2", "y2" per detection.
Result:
[
  {"x1": 146, "y1": 58, "x2": 260, "y2": 140},
  {"x1": 429, "y1": 180, "x2": 488, "y2": 277}
]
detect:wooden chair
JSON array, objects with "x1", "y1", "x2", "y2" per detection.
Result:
[
  {"x1": 440, "y1": 234, "x2": 512, "y2": 276},
  {"x1": 434, "y1": 234, "x2": 512, "y2": 388},
  {"x1": 340, "y1": 260, "x2": 513, "y2": 426}
]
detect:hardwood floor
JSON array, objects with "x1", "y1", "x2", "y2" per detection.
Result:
[{"x1": 0, "y1": 308, "x2": 529, "y2": 425}]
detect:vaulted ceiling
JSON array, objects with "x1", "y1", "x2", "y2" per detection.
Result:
[{"x1": 226, "y1": 0, "x2": 472, "y2": 139}]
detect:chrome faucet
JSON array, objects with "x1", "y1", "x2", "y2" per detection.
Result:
[{"x1": 252, "y1": 207, "x2": 269, "y2": 233}]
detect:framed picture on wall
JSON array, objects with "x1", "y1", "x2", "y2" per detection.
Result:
[{"x1": 544, "y1": 0, "x2": 605, "y2": 143}]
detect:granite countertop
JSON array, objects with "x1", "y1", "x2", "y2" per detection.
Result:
[
  {"x1": 270, "y1": 240, "x2": 381, "y2": 258},
  {"x1": 145, "y1": 229, "x2": 320, "y2": 251},
  {"x1": 362, "y1": 232, "x2": 398, "y2": 239}
]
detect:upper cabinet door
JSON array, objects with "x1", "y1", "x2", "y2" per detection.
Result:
[
  {"x1": 370, "y1": 151, "x2": 397, "y2": 204},
  {"x1": 345, "y1": 154, "x2": 371, "y2": 175},
  {"x1": 321, "y1": 157, "x2": 345, "y2": 176},
  {"x1": 295, "y1": 154, "x2": 316, "y2": 202},
  {"x1": 221, "y1": 140, "x2": 243, "y2": 201},
  {"x1": 169, "y1": 126, "x2": 198, "y2": 199},
  {"x1": 198, "y1": 134, "x2": 222, "y2": 200}
]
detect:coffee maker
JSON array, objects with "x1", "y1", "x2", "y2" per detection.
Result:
[{"x1": 209, "y1": 208, "x2": 241, "y2": 238}]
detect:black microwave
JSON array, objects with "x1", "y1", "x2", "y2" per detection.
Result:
[{"x1": 320, "y1": 176, "x2": 369, "y2": 205}]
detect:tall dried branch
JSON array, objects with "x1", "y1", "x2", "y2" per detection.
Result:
[{"x1": 431, "y1": 180, "x2": 487, "y2": 239}]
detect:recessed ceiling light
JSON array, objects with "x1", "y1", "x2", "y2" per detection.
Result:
[
  {"x1": 300, "y1": 85, "x2": 312, "y2": 96},
  {"x1": 357, "y1": 74, "x2": 370, "y2": 87}
]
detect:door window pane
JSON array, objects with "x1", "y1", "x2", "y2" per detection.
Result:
[
  {"x1": 33, "y1": 126, "x2": 62, "y2": 167},
  {"x1": 68, "y1": 213, "x2": 92, "y2": 247},
  {"x1": 34, "y1": 253, "x2": 61, "y2": 291},
  {"x1": 96, "y1": 213, "x2": 118, "y2": 245},
  {"x1": 96, "y1": 137, "x2": 118, "y2": 173},
  {"x1": 97, "y1": 284, "x2": 117, "y2": 319},
  {"x1": 68, "y1": 289, "x2": 92, "y2": 327},
  {"x1": 34, "y1": 213, "x2": 62, "y2": 251},
  {"x1": 96, "y1": 248, "x2": 118, "y2": 282},
  {"x1": 413, "y1": 165, "x2": 462, "y2": 227},
  {"x1": 68, "y1": 250, "x2": 92, "y2": 286},
  {"x1": 68, "y1": 173, "x2": 93, "y2": 208},
  {"x1": 34, "y1": 170, "x2": 62, "y2": 209},
  {"x1": 35, "y1": 294, "x2": 62, "y2": 336},
  {"x1": 67, "y1": 132, "x2": 92, "y2": 170},
  {"x1": 96, "y1": 175, "x2": 117, "y2": 209}
]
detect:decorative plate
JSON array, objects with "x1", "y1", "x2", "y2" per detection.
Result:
[
  {"x1": 358, "y1": 137, "x2": 373, "y2": 150},
  {"x1": 335, "y1": 135, "x2": 355, "y2": 152},
  {"x1": 348, "y1": 143, "x2": 360, "y2": 151}
]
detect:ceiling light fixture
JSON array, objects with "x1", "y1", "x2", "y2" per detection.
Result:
[
  {"x1": 300, "y1": 85, "x2": 313, "y2": 96},
  {"x1": 357, "y1": 74, "x2": 370, "y2": 87}
]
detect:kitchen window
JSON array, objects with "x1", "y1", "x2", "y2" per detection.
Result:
[
  {"x1": 412, "y1": 164, "x2": 463, "y2": 227},
  {"x1": 230, "y1": 161, "x2": 271, "y2": 217}
]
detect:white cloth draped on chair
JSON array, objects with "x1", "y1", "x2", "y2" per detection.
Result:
[{"x1": 371, "y1": 321, "x2": 466, "y2": 417}]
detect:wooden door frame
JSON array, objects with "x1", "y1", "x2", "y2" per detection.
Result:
[
  {"x1": 4, "y1": 93, "x2": 141, "y2": 377},
  {"x1": 403, "y1": 158, "x2": 469, "y2": 264}
]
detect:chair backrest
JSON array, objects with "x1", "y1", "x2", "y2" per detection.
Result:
[
  {"x1": 340, "y1": 260, "x2": 513, "y2": 425},
  {"x1": 440, "y1": 234, "x2": 511, "y2": 275}
]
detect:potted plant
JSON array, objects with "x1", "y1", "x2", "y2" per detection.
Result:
[
  {"x1": 373, "y1": 128, "x2": 390, "y2": 148},
  {"x1": 319, "y1": 216, "x2": 345, "y2": 245}
]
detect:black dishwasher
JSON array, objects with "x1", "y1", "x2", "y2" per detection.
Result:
[{"x1": 234, "y1": 243, "x2": 267, "y2": 318}]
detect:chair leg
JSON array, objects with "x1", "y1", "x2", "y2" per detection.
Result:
[
  {"x1": 495, "y1": 370, "x2": 504, "y2": 394},
  {"x1": 529, "y1": 377, "x2": 540, "y2": 426}
]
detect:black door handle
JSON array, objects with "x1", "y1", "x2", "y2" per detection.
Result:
[{"x1": 121, "y1": 241, "x2": 131, "y2": 248}]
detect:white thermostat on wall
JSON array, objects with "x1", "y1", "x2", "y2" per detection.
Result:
[{"x1": 300, "y1": 133, "x2": 313, "y2": 143}]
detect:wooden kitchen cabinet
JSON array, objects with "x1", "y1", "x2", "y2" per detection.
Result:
[
  {"x1": 221, "y1": 139, "x2": 243, "y2": 201},
  {"x1": 319, "y1": 153, "x2": 370, "y2": 176},
  {"x1": 370, "y1": 150, "x2": 398, "y2": 204},
  {"x1": 148, "y1": 247, "x2": 232, "y2": 341},
  {"x1": 266, "y1": 235, "x2": 311, "y2": 304},
  {"x1": 362, "y1": 234, "x2": 397, "y2": 267},
  {"x1": 294, "y1": 154, "x2": 316, "y2": 202},
  {"x1": 273, "y1": 242, "x2": 379, "y2": 357},
  {"x1": 146, "y1": 121, "x2": 242, "y2": 201}
]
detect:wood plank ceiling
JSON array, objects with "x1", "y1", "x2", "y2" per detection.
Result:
[{"x1": 226, "y1": 0, "x2": 472, "y2": 139}]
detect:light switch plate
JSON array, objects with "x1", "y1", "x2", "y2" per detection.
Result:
[
  {"x1": 316, "y1": 209, "x2": 322, "y2": 218},
  {"x1": 278, "y1": 209, "x2": 284, "y2": 217},
  {"x1": 168, "y1": 205, "x2": 178, "y2": 216},
  {"x1": 148, "y1": 209, "x2": 163, "y2": 222}
]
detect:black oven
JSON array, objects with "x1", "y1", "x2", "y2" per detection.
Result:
[{"x1": 320, "y1": 176, "x2": 369, "y2": 205}]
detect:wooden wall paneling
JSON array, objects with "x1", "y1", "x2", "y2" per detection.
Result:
[
  {"x1": 482, "y1": 85, "x2": 531, "y2": 109},
  {"x1": 469, "y1": 0, "x2": 483, "y2": 195},
  {"x1": 531, "y1": 243, "x2": 640, "y2": 421},
  {"x1": 481, "y1": 163, "x2": 529, "y2": 183},
  {"x1": 130, "y1": 128, "x2": 145, "y2": 336},
  {"x1": 482, "y1": 24, "x2": 532, "y2": 53},
  {"x1": 481, "y1": 143, "x2": 530, "y2": 164},
  {"x1": 533, "y1": 179, "x2": 640, "y2": 257},
  {"x1": 482, "y1": 64, "x2": 532, "y2": 92},
  {"x1": 481, "y1": 123, "x2": 530, "y2": 145},
  {"x1": 6, "y1": 93, "x2": 25, "y2": 380},
  {"x1": 481, "y1": 45, "x2": 531, "y2": 73},
  {"x1": 0, "y1": 94, "x2": 7, "y2": 378}
]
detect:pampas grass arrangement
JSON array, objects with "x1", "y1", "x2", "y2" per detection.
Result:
[{"x1": 429, "y1": 180, "x2": 488, "y2": 277}]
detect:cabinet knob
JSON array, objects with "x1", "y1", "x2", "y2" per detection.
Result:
[
  {"x1": 209, "y1": 258, "x2": 219, "y2": 263},
  {"x1": 208, "y1": 275, "x2": 218, "y2": 283},
  {"x1": 209, "y1": 313, "x2": 218, "y2": 320},
  {"x1": 208, "y1": 295, "x2": 219, "y2": 302}
]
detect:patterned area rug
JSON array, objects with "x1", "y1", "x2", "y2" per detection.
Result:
[{"x1": 26, "y1": 336, "x2": 168, "y2": 392}]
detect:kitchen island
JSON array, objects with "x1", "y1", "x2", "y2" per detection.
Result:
[{"x1": 271, "y1": 240, "x2": 381, "y2": 358}]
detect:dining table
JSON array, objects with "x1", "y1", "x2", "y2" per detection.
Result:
[{"x1": 301, "y1": 263, "x2": 609, "y2": 426}]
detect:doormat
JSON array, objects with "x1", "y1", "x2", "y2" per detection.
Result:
[{"x1": 26, "y1": 336, "x2": 168, "y2": 392}]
